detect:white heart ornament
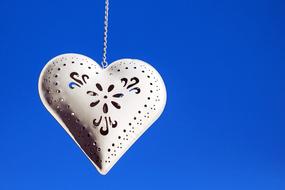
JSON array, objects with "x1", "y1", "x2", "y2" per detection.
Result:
[{"x1": 38, "y1": 53, "x2": 166, "y2": 174}]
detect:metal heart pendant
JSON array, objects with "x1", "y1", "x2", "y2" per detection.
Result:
[{"x1": 38, "y1": 53, "x2": 167, "y2": 174}]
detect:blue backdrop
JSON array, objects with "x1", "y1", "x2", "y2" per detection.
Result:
[{"x1": 0, "y1": 0, "x2": 284, "y2": 189}]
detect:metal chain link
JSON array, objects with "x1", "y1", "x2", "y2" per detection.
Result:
[{"x1": 101, "y1": 0, "x2": 109, "y2": 68}]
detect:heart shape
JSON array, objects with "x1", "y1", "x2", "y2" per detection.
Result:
[{"x1": 38, "y1": 53, "x2": 166, "y2": 174}]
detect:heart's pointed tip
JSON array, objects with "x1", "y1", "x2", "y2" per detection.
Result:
[
  {"x1": 97, "y1": 168, "x2": 109, "y2": 175},
  {"x1": 92, "y1": 162, "x2": 111, "y2": 175}
]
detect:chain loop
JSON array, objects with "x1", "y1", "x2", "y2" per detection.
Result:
[{"x1": 101, "y1": 0, "x2": 109, "y2": 68}]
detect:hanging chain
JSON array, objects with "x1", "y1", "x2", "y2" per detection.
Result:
[{"x1": 101, "y1": 0, "x2": 109, "y2": 68}]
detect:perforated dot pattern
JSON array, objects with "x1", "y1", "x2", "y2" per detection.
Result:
[{"x1": 38, "y1": 53, "x2": 167, "y2": 174}]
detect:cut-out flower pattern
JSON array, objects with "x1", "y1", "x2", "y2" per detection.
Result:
[
  {"x1": 87, "y1": 83, "x2": 124, "y2": 136},
  {"x1": 87, "y1": 83, "x2": 124, "y2": 114},
  {"x1": 69, "y1": 73, "x2": 141, "y2": 136}
]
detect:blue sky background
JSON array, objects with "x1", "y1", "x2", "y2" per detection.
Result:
[{"x1": 0, "y1": 0, "x2": 284, "y2": 189}]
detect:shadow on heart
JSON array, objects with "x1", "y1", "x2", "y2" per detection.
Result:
[{"x1": 54, "y1": 102, "x2": 103, "y2": 169}]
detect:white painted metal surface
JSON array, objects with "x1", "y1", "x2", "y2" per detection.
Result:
[{"x1": 38, "y1": 53, "x2": 167, "y2": 174}]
